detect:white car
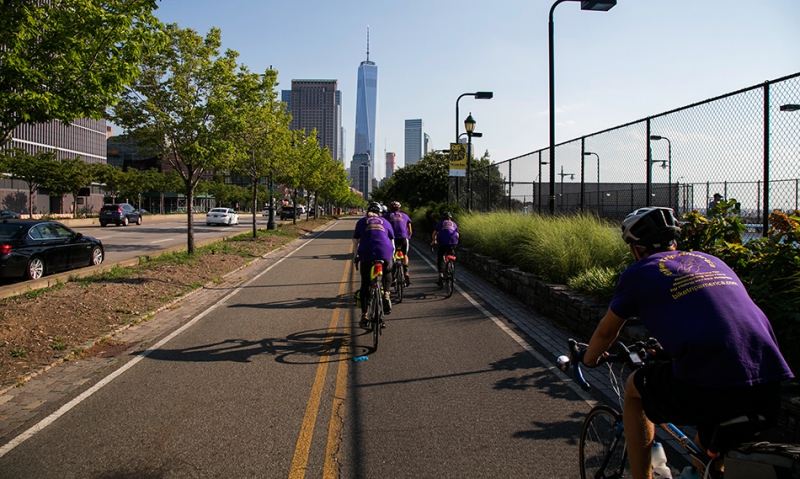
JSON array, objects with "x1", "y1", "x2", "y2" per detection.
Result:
[{"x1": 206, "y1": 208, "x2": 239, "y2": 226}]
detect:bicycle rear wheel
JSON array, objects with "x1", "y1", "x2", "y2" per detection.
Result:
[
  {"x1": 370, "y1": 284, "x2": 382, "y2": 350},
  {"x1": 393, "y1": 263, "x2": 404, "y2": 303},
  {"x1": 444, "y1": 261, "x2": 455, "y2": 298},
  {"x1": 580, "y1": 405, "x2": 627, "y2": 479}
]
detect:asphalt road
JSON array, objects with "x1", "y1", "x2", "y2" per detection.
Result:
[{"x1": 0, "y1": 218, "x2": 593, "y2": 478}]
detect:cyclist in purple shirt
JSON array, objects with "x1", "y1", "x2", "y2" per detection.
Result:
[
  {"x1": 384, "y1": 201, "x2": 413, "y2": 285},
  {"x1": 353, "y1": 202, "x2": 395, "y2": 326},
  {"x1": 583, "y1": 207, "x2": 793, "y2": 479},
  {"x1": 431, "y1": 211, "x2": 459, "y2": 287}
]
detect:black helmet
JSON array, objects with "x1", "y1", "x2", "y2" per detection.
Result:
[
  {"x1": 390, "y1": 201, "x2": 401, "y2": 211},
  {"x1": 367, "y1": 202, "x2": 382, "y2": 214},
  {"x1": 441, "y1": 211, "x2": 452, "y2": 220},
  {"x1": 621, "y1": 207, "x2": 681, "y2": 249}
]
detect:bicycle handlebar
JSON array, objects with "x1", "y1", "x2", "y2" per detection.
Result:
[{"x1": 557, "y1": 338, "x2": 652, "y2": 391}]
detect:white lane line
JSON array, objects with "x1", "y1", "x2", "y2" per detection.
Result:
[
  {"x1": 150, "y1": 238, "x2": 174, "y2": 244},
  {"x1": 0, "y1": 222, "x2": 340, "y2": 459},
  {"x1": 411, "y1": 244, "x2": 595, "y2": 406}
]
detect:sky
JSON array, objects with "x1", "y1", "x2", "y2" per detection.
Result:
[{"x1": 150, "y1": 0, "x2": 800, "y2": 181}]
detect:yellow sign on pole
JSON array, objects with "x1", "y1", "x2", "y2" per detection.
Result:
[{"x1": 449, "y1": 143, "x2": 466, "y2": 177}]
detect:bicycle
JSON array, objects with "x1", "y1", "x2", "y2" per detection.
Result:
[
  {"x1": 432, "y1": 243, "x2": 456, "y2": 298},
  {"x1": 362, "y1": 260, "x2": 385, "y2": 351},
  {"x1": 557, "y1": 338, "x2": 790, "y2": 479},
  {"x1": 391, "y1": 250, "x2": 405, "y2": 304}
]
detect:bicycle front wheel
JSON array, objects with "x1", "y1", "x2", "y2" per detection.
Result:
[
  {"x1": 580, "y1": 405, "x2": 627, "y2": 479},
  {"x1": 444, "y1": 261, "x2": 455, "y2": 298}
]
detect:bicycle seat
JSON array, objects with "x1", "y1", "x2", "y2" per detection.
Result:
[{"x1": 707, "y1": 414, "x2": 771, "y2": 457}]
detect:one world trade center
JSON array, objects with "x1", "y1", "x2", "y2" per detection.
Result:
[{"x1": 353, "y1": 28, "x2": 378, "y2": 193}]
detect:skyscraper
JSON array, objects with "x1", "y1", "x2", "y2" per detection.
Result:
[
  {"x1": 283, "y1": 80, "x2": 342, "y2": 163},
  {"x1": 353, "y1": 28, "x2": 378, "y2": 179},
  {"x1": 424, "y1": 133, "x2": 432, "y2": 156},
  {"x1": 404, "y1": 119, "x2": 423, "y2": 166}
]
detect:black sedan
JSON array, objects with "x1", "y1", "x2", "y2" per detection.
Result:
[
  {"x1": 0, "y1": 220, "x2": 104, "y2": 281},
  {"x1": 0, "y1": 210, "x2": 20, "y2": 219}
]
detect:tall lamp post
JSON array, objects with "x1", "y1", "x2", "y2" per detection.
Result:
[
  {"x1": 538, "y1": 152, "x2": 548, "y2": 214},
  {"x1": 649, "y1": 135, "x2": 672, "y2": 209},
  {"x1": 583, "y1": 151, "x2": 600, "y2": 212},
  {"x1": 456, "y1": 92, "x2": 493, "y2": 142},
  {"x1": 548, "y1": 0, "x2": 616, "y2": 214},
  {"x1": 558, "y1": 165, "x2": 575, "y2": 209}
]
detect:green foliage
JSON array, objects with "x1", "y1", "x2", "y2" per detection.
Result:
[
  {"x1": 567, "y1": 266, "x2": 622, "y2": 303},
  {"x1": 459, "y1": 212, "x2": 629, "y2": 284},
  {"x1": 372, "y1": 152, "x2": 450, "y2": 209},
  {"x1": 0, "y1": 0, "x2": 163, "y2": 147},
  {"x1": 0, "y1": 148, "x2": 58, "y2": 216}
]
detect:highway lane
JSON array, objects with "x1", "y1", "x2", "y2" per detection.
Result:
[{"x1": 0, "y1": 218, "x2": 592, "y2": 478}]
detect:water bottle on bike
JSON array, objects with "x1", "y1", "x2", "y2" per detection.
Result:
[{"x1": 651, "y1": 441, "x2": 672, "y2": 479}]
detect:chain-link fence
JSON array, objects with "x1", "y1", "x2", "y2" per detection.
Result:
[{"x1": 466, "y1": 72, "x2": 800, "y2": 234}]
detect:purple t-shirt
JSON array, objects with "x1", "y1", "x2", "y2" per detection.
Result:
[
  {"x1": 353, "y1": 215, "x2": 395, "y2": 262},
  {"x1": 610, "y1": 250, "x2": 793, "y2": 388},
  {"x1": 434, "y1": 219, "x2": 459, "y2": 245},
  {"x1": 384, "y1": 211, "x2": 412, "y2": 239}
]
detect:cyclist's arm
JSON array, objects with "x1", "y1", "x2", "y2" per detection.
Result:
[
  {"x1": 407, "y1": 223, "x2": 412, "y2": 237},
  {"x1": 353, "y1": 238, "x2": 359, "y2": 261},
  {"x1": 583, "y1": 308, "x2": 626, "y2": 367}
]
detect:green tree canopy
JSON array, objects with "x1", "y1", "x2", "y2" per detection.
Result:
[
  {"x1": 0, "y1": 0, "x2": 162, "y2": 147},
  {"x1": 110, "y1": 24, "x2": 240, "y2": 254}
]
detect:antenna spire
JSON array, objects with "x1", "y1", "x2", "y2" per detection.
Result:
[{"x1": 366, "y1": 26, "x2": 370, "y2": 62}]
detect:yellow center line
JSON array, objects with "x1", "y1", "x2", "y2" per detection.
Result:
[
  {"x1": 322, "y1": 260, "x2": 356, "y2": 479},
  {"x1": 288, "y1": 244, "x2": 354, "y2": 479}
]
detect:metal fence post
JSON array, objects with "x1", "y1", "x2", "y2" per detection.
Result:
[{"x1": 763, "y1": 81, "x2": 770, "y2": 237}]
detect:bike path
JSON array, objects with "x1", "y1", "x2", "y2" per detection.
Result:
[{"x1": 0, "y1": 217, "x2": 637, "y2": 478}]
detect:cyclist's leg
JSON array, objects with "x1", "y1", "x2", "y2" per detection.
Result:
[
  {"x1": 359, "y1": 261, "x2": 370, "y2": 325},
  {"x1": 400, "y1": 239, "x2": 410, "y2": 283},
  {"x1": 381, "y1": 260, "x2": 393, "y2": 314},
  {"x1": 436, "y1": 244, "x2": 447, "y2": 286},
  {"x1": 624, "y1": 372, "x2": 654, "y2": 479}
]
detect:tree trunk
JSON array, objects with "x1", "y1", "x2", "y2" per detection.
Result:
[
  {"x1": 251, "y1": 179, "x2": 258, "y2": 238},
  {"x1": 186, "y1": 185, "x2": 195, "y2": 255}
]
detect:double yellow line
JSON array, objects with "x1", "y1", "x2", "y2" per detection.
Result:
[{"x1": 289, "y1": 246, "x2": 355, "y2": 479}]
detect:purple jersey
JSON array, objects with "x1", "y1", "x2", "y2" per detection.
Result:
[
  {"x1": 384, "y1": 211, "x2": 412, "y2": 239},
  {"x1": 353, "y1": 215, "x2": 395, "y2": 262},
  {"x1": 434, "y1": 219, "x2": 459, "y2": 245},
  {"x1": 610, "y1": 250, "x2": 793, "y2": 388}
]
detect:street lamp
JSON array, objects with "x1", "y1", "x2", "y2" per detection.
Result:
[
  {"x1": 538, "y1": 152, "x2": 548, "y2": 213},
  {"x1": 456, "y1": 91, "x2": 493, "y2": 142},
  {"x1": 583, "y1": 151, "x2": 600, "y2": 212},
  {"x1": 465, "y1": 113, "x2": 477, "y2": 212},
  {"x1": 558, "y1": 165, "x2": 575, "y2": 209},
  {"x1": 649, "y1": 135, "x2": 671, "y2": 208},
  {"x1": 548, "y1": 0, "x2": 616, "y2": 215}
]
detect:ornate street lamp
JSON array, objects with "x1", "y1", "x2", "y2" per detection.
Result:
[{"x1": 465, "y1": 113, "x2": 477, "y2": 212}]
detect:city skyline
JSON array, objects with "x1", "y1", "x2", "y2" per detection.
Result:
[{"x1": 149, "y1": 1, "x2": 800, "y2": 181}]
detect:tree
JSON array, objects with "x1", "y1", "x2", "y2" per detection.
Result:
[
  {"x1": 46, "y1": 157, "x2": 97, "y2": 218},
  {"x1": 141, "y1": 168, "x2": 182, "y2": 215},
  {"x1": 0, "y1": 0, "x2": 162, "y2": 147},
  {"x1": 110, "y1": 25, "x2": 240, "y2": 254},
  {"x1": 222, "y1": 68, "x2": 292, "y2": 237},
  {"x1": 0, "y1": 149, "x2": 58, "y2": 216},
  {"x1": 372, "y1": 152, "x2": 450, "y2": 209}
]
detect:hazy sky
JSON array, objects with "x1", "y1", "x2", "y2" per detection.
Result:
[{"x1": 151, "y1": 0, "x2": 800, "y2": 180}]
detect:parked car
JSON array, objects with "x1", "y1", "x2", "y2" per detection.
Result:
[
  {"x1": 206, "y1": 208, "x2": 239, "y2": 226},
  {"x1": 99, "y1": 203, "x2": 142, "y2": 227},
  {"x1": 0, "y1": 220, "x2": 104, "y2": 281},
  {"x1": 0, "y1": 210, "x2": 20, "y2": 219},
  {"x1": 279, "y1": 206, "x2": 298, "y2": 220}
]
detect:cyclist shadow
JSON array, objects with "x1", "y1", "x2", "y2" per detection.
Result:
[
  {"x1": 513, "y1": 412, "x2": 585, "y2": 444},
  {"x1": 142, "y1": 327, "x2": 355, "y2": 365}
]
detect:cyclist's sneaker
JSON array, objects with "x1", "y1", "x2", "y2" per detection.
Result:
[
  {"x1": 359, "y1": 314, "x2": 369, "y2": 327},
  {"x1": 380, "y1": 320, "x2": 386, "y2": 329},
  {"x1": 437, "y1": 275, "x2": 443, "y2": 288},
  {"x1": 383, "y1": 296, "x2": 392, "y2": 314},
  {"x1": 404, "y1": 273, "x2": 411, "y2": 286}
]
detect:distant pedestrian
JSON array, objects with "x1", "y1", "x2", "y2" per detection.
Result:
[{"x1": 708, "y1": 193, "x2": 723, "y2": 215}]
